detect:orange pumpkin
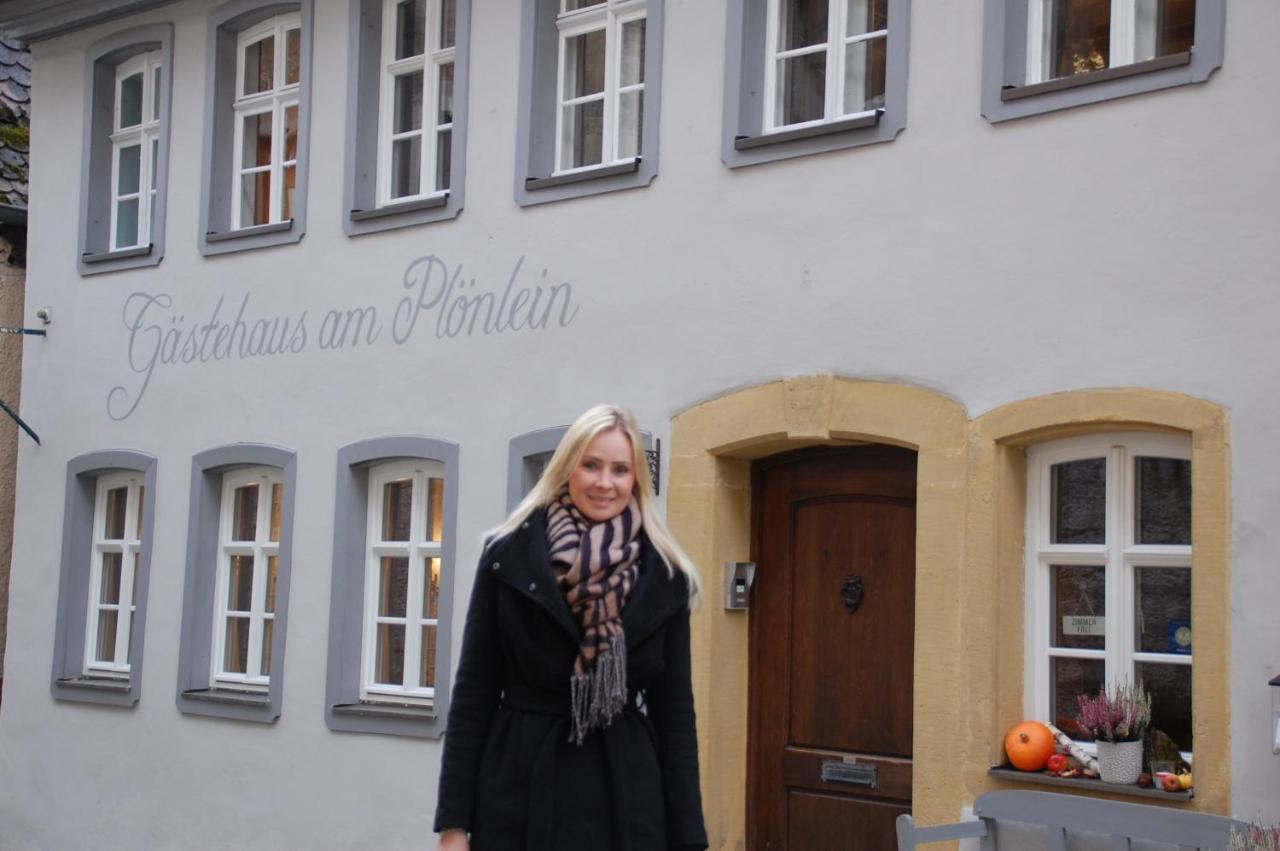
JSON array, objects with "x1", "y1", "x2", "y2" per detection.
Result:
[{"x1": 1004, "y1": 721, "x2": 1055, "y2": 771}]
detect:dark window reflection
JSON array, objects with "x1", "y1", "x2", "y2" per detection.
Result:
[
  {"x1": 1051, "y1": 458, "x2": 1105, "y2": 544},
  {"x1": 1138, "y1": 662, "x2": 1192, "y2": 752},
  {"x1": 1052, "y1": 656, "x2": 1104, "y2": 738},
  {"x1": 1136, "y1": 457, "x2": 1191, "y2": 545}
]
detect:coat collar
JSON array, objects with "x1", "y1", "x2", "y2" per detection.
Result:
[{"x1": 485, "y1": 506, "x2": 691, "y2": 647}]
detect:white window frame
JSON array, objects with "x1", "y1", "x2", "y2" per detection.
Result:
[
  {"x1": 762, "y1": 0, "x2": 887, "y2": 134},
  {"x1": 83, "y1": 471, "x2": 145, "y2": 677},
  {"x1": 231, "y1": 13, "x2": 302, "y2": 230},
  {"x1": 211, "y1": 466, "x2": 283, "y2": 690},
  {"x1": 553, "y1": 0, "x2": 647, "y2": 176},
  {"x1": 360, "y1": 459, "x2": 445, "y2": 704},
  {"x1": 376, "y1": 0, "x2": 455, "y2": 206},
  {"x1": 1024, "y1": 432, "x2": 1193, "y2": 755},
  {"x1": 109, "y1": 51, "x2": 161, "y2": 251},
  {"x1": 1026, "y1": 0, "x2": 1178, "y2": 84}
]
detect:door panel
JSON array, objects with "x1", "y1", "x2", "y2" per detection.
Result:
[{"x1": 748, "y1": 445, "x2": 917, "y2": 851}]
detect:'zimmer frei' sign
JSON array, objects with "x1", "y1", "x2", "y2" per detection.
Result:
[{"x1": 107, "y1": 254, "x2": 582, "y2": 420}]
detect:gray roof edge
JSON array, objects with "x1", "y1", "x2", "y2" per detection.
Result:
[{"x1": 0, "y1": 0, "x2": 181, "y2": 43}]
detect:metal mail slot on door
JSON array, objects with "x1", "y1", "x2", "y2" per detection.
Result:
[
  {"x1": 724, "y1": 562, "x2": 756, "y2": 611},
  {"x1": 821, "y1": 761, "x2": 877, "y2": 787}
]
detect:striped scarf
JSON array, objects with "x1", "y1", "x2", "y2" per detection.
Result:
[{"x1": 546, "y1": 490, "x2": 643, "y2": 745}]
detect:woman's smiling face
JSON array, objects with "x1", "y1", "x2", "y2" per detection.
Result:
[{"x1": 568, "y1": 427, "x2": 636, "y2": 522}]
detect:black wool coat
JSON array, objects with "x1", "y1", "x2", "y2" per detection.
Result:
[{"x1": 434, "y1": 510, "x2": 708, "y2": 851}]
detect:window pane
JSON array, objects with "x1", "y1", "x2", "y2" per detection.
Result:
[
  {"x1": 270, "y1": 483, "x2": 283, "y2": 542},
  {"x1": 100, "y1": 552, "x2": 123, "y2": 605},
  {"x1": 396, "y1": 0, "x2": 427, "y2": 59},
  {"x1": 379, "y1": 557, "x2": 409, "y2": 617},
  {"x1": 620, "y1": 19, "x2": 645, "y2": 86},
  {"x1": 265, "y1": 555, "x2": 279, "y2": 614},
  {"x1": 438, "y1": 62, "x2": 454, "y2": 125},
  {"x1": 846, "y1": 0, "x2": 888, "y2": 36},
  {"x1": 151, "y1": 66, "x2": 161, "y2": 122},
  {"x1": 136, "y1": 485, "x2": 146, "y2": 537},
  {"x1": 119, "y1": 72, "x2": 144, "y2": 127},
  {"x1": 842, "y1": 35, "x2": 886, "y2": 113},
  {"x1": 779, "y1": 0, "x2": 828, "y2": 50},
  {"x1": 1135, "y1": 566, "x2": 1191, "y2": 654},
  {"x1": 1051, "y1": 564, "x2": 1105, "y2": 650},
  {"x1": 375, "y1": 623, "x2": 406, "y2": 685},
  {"x1": 391, "y1": 137, "x2": 422, "y2": 198},
  {"x1": 1051, "y1": 0, "x2": 1110, "y2": 79},
  {"x1": 564, "y1": 0, "x2": 605, "y2": 10},
  {"x1": 243, "y1": 36, "x2": 275, "y2": 95},
  {"x1": 1137, "y1": 662, "x2": 1192, "y2": 752},
  {"x1": 382, "y1": 480, "x2": 413, "y2": 541},
  {"x1": 285, "y1": 28, "x2": 301, "y2": 85},
  {"x1": 440, "y1": 0, "x2": 456, "y2": 49},
  {"x1": 104, "y1": 486, "x2": 128, "y2": 539},
  {"x1": 242, "y1": 172, "x2": 271, "y2": 226},
  {"x1": 424, "y1": 557, "x2": 440, "y2": 619},
  {"x1": 618, "y1": 90, "x2": 643, "y2": 160},
  {"x1": 563, "y1": 30, "x2": 606, "y2": 99},
  {"x1": 561, "y1": 100, "x2": 604, "y2": 170},
  {"x1": 1051, "y1": 656, "x2": 1104, "y2": 738},
  {"x1": 227, "y1": 555, "x2": 254, "y2": 612},
  {"x1": 436, "y1": 129, "x2": 451, "y2": 191},
  {"x1": 284, "y1": 105, "x2": 298, "y2": 161},
  {"x1": 775, "y1": 52, "x2": 826, "y2": 126},
  {"x1": 95, "y1": 610, "x2": 119, "y2": 663},
  {"x1": 395, "y1": 71, "x2": 424, "y2": 133},
  {"x1": 149, "y1": 138, "x2": 159, "y2": 191},
  {"x1": 419, "y1": 624, "x2": 437, "y2": 688},
  {"x1": 1050, "y1": 457, "x2": 1105, "y2": 544},
  {"x1": 233, "y1": 484, "x2": 259, "y2": 541},
  {"x1": 1156, "y1": 0, "x2": 1195, "y2": 56},
  {"x1": 242, "y1": 112, "x2": 273, "y2": 168},
  {"x1": 1136, "y1": 457, "x2": 1191, "y2": 545},
  {"x1": 132, "y1": 552, "x2": 141, "y2": 606},
  {"x1": 426, "y1": 478, "x2": 444, "y2": 542},
  {"x1": 260, "y1": 618, "x2": 274, "y2": 676},
  {"x1": 118, "y1": 144, "x2": 141, "y2": 195},
  {"x1": 283, "y1": 165, "x2": 296, "y2": 221},
  {"x1": 224, "y1": 616, "x2": 250, "y2": 673},
  {"x1": 115, "y1": 200, "x2": 140, "y2": 250}
]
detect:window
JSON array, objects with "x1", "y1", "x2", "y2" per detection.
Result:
[
  {"x1": 362, "y1": 461, "x2": 445, "y2": 703},
  {"x1": 84, "y1": 473, "x2": 146, "y2": 678},
  {"x1": 51, "y1": 451, "x2": 157, "y2": 707},
  {"x1": 325, "y1": 436, "x2": 458, "y2": 737},
  {"x1": 1025, "y1": 433, "x2": 1193, "y2": 753},
  {"x1": 343, "y1": 0, "x2": 470, "y2": 234},
  {"x1": 232, "y1": 14, "x2": 301, "y2": 230},
  {"x1": 514, "y1": 0, "x2": 664, "y2": 205},
  {"x1": 78, "y1": 25, "x2": 173, "y2": 275},
  {"x1": 201, "y1": 1, "x2": 313, "y2": 255},
  {"x1": 175, "y1": 445, "x2": 297, "y2": 723},
  {"x1": 721, "y1": 0, "x2": 909, "y2": 168},
  {"x1": 981, "y1": 0, "x2": 1225, "y2": 122},
  {"x1": 212, "y1": 468, "x2": 284, "y2": 690}
]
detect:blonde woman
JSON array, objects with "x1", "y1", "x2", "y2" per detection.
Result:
[{"x1": 435, "y1": 405, "x2": 707, "y2": 851}]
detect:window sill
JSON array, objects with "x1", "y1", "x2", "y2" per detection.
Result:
[
  {"x1": 206, "y1": 219, "x2": 295, "y2": 243},
  {"x1": 1001, "y1": 51, "x2": 1192, "y2": 102},
  {"x1": 82, "y1": 244, "x2": 154, "y2": 264},
  {"x1": 331, "y1": 700, "x2": 436, "y2": 721},
  {"x1": 181, "y1": 687, "x2": 271, "y2": 708},
  {"x1": 55, "y1": 675, "x2": 132, "y2": 694},
  {"x1": 988, "y1": 766, "x2": 1194, "y2": 802},
  {"x1": 525, "y1": 158, "x2": 641, "y2": 191},
  {"x1": 350, "y1": 193, "x2": 449, "y2": 222},
  {"x1": 734, "y1": 109, "x2": 883, "y2": 151}
]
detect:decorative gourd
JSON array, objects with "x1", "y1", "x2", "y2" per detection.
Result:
[{"x1": 1004, "y1": 721, "x2": 1055, "y2": 771}]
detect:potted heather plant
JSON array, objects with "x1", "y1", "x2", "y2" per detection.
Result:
[
  {"x1": 1229, "y1": 822, "x2": 1280, "y2": 851},
  {"x1": 1076, "y1": 681, "x2": 1152, "y2": 784}
]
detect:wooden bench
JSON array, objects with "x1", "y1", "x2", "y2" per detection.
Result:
[{"x1": 896, "y1": 790, "x2": 1241, "y2": 851}]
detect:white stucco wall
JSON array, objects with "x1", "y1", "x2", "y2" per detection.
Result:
[{"x1": 2, "y1": 0, "x2": 1278, "y2": 846}]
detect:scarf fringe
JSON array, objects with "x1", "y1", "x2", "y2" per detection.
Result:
[{"x1": 569, "y1": 633, "x2": 628, "y2": 746}]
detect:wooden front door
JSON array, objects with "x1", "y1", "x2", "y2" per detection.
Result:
[{"x1": 748, "y1": 445, "x2": 917, "y2": 850}]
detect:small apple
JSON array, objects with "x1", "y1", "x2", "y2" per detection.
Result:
[
  {"x1": 1137, "y1": 772, "x2": 1152, "y2": 788},
  {"x1": 1162, "y1": 774, "x2": 1182, "y2": 792},
  {"x1": 1046, "y1": 754, "x2": 1069, "y2": 773}
]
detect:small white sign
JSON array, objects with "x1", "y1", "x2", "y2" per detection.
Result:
[{"x1": 1062, "y1": 615, "x2": 1105, "y2": 636}]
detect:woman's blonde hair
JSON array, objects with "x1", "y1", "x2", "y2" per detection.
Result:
[{"x1": 491, "y1": 404, "x2": 700, "y2": 596}]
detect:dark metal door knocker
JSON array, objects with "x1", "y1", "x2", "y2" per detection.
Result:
[{"x1": 841, "y1": 573, "x2": 863, "y2": 614}]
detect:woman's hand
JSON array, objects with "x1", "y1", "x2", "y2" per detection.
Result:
[{"x1": 437, "y1": 829, "x2": 469, "y2": 851}]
